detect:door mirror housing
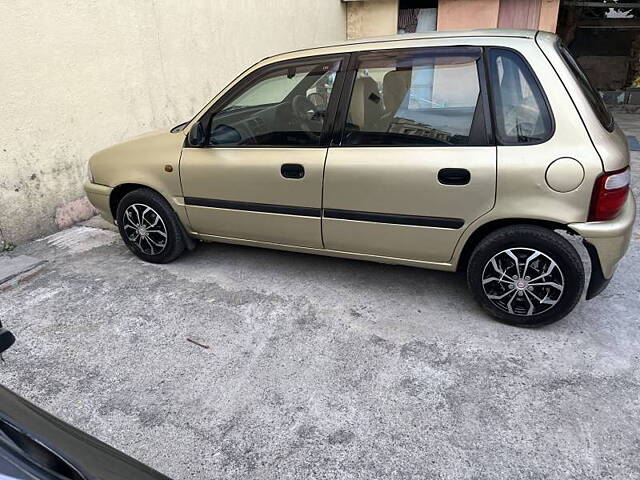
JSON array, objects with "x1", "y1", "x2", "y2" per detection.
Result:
[
  {"x1": 188, "y1": 121, "x2": 206, "y2": 147},
  {"x1": 210, "y1": 124, "x2": 242, "y2": 145}
]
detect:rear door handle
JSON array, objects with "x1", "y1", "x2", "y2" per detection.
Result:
[
  {"x1": 438, "y1": 168, "x2": 470, "y2": 185},
  {"x1": 281, "y1": 163, "x2": 305, "y2": 179}
]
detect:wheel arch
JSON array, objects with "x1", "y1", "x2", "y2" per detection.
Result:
[
  {"x1": 456, "y1": 218, "x2": 572, "y2": 273},
  {"x1": 110, "y1": 183, "x2": 167, "y2": 220},
  {"x1": 110, "y1": 183, "x2": 197, "y2": 251}
]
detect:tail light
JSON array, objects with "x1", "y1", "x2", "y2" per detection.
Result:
[{"x1": 588, "y1": 167, "x2": 631, "y2": 221}]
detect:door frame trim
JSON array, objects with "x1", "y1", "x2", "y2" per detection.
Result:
[
  {"x1": 184, "y1": 197, "x2": 322, "y2": 217},
  {"x1": 184, "y1": 197, "x2": 464, "y2": 229},
  {"x1": 324, "y1": 209, "x2": 464, "y2": 229}
]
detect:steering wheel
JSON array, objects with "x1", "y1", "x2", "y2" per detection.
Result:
[{"x1": 292, "y1": 95, "x2": 322, "y2": 138}]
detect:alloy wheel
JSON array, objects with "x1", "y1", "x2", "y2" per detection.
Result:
[
  {"x1": 481, "y1": 248, "x2": 565, "y2": 316},
  {"x1": 122, "y1": 203, "x2": 168, "y2": 255}
]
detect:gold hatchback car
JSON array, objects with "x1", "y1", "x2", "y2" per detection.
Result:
[{"x1": 85, "y1": 29, "x2": 634, "y2": 326}]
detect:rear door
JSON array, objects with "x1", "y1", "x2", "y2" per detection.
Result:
[
  {"x1": 322, "y1": 46, "x2": 496, "y2": 263},
  {"x1": 180, "y1": 55, "x2": 347, "y2": 248}
]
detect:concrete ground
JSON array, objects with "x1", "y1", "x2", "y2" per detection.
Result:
[{"x1": 1, "y1": 116, "x2": 639, "y2": 480}]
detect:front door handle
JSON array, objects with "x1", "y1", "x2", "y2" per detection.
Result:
[
  {"x1": 438, "y1": 168, "x2": 470, "y2": 185},
  {"x1": 281, "y1": 163, "x2": 305, "y2": 179}
]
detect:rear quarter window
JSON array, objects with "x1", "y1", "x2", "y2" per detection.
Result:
[
  {"x1": 556, "y1": 41, "x2": 615, "y2": 132},
  {"x1": 487, "y1": 48, "x2": 554, "y2": 145}
]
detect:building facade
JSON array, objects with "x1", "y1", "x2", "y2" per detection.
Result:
[
  {"x1": 346, "y1": 0, "x2": 560, "y2": 39},
  {"x1": 345, "y1": 0, "x2": 640, "y2": 93}
]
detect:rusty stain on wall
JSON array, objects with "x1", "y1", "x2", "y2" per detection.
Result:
[{"x1": 55, "y1": 198, "x2": 98, "y2": 230}]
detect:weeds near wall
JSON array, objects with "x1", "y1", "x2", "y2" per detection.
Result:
[
  {"x1": 0, "y1": 222, "x2": 14, "y2": 251},
  {"x1": 0, "y1": 241, "x2": 15, "y2": 252}
]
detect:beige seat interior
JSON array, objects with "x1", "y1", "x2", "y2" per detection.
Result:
[
  {"x1": 375, "y1": 69, "x2": 412, "y2": 132},
  {"x1": 348, "y1": 76, "x2": 383, "y2": 130}
]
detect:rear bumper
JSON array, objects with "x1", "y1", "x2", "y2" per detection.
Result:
[
  {"x1": 568, "y1": 193, "x2": 636, "y2": 298},
  {"x1": 84, "y1": 181, "x2": 114, "y2": 223}
]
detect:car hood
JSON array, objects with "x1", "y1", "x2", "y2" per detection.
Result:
[{"x1": 88, "y1": 127, "x2": 186, "y2": 192}]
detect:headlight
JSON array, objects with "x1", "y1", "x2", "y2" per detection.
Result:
[{"x1": 86, "y1": 161, "x2": 94, "y2": 183}]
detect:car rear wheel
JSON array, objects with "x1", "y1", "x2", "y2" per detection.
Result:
[
  {"x1": 467, "y1": 225, "x2": 585, "y2": 327},
  {"x1": 116, "y1": 188, "x2": 186, "y2": 264}
]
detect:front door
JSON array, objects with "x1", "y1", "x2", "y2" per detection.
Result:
[
  {"x1": 180, "y1": 55, "x2": 346, "y2": 248},
  {"x1": 323, "y1": 47, "x2": 497, "y2": 263}
]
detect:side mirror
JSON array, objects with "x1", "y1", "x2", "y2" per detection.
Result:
[
  {"x1": 188, "y1": 121, "x2": 206, "y2": 147},
  {"x1": 210, "y1": 124, "x2": 241, "y2": 145}
]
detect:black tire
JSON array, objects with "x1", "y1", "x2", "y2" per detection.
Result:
[
  {"x1": 467, "y1": 225, "x2": 584, "y2": 327},
  {"x1": 116, "y1": 188, "x2": 186, "y2": 264}
]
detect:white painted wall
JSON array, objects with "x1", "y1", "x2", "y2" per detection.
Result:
[{"x1": 0, "y1": 0, "x2": 346, "y2": 244}]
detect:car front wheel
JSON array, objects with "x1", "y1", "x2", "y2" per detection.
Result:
[
  {"x1": 116, "y1": 188, "x2": 186, "y2": 264},
  {"x1": 467, "y1": 225, "x2": 585, "y2": 327}
]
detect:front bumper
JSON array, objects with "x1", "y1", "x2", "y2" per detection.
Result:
[
  {"x1": 84, "y1": 181, "x2": 114, "y2": 223},
  {"x1": 568, "y1": 193, "x2": 636, "y2": 298}
]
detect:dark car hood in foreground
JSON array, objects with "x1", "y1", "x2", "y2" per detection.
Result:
[{"x1": 0, "y1": 385, "x2": 171, "y2": 480}]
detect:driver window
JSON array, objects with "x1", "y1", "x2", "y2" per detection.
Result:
[
  {"x1": 488, "y1": 48, "x2": 552, "y2": 144},
  {"x1": 208, "y1": 59, "x2": 341, "y2": 147}
]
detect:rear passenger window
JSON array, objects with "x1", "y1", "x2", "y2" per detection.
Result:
[
  {"x1": 343, "y1": 48, "x2": 484, "y2": 146},
  {"x1": 488, "y1": 48, "x2": 553, "y2": 144}
]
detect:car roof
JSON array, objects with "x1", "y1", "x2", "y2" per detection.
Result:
[
  {"x1": 269, "y1": 29, "x2": 538, "y2": 60},
  {"x1": 330, "y1": 28, "x2": 535, "y2": 46}
]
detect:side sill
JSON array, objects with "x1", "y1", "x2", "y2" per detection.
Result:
[{"x1": 191, "y1": 232, "x2": 456, "y2": 272}]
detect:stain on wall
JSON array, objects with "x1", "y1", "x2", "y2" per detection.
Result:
[
  {"x1": 0, "y1": 0, "x2": 346, "y2": 244},
  {"x1": 347, "y1": 0, "x2": 400, "y2": 39},
  {"x1": 55, "y1": 198, "x2": 98, "y2": 230},
  {"x1": 437, "y1": 0, "x2": 501, "y2": 30}
]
